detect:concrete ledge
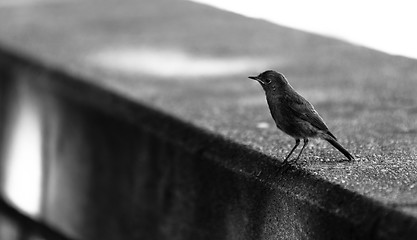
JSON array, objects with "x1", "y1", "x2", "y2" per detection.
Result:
[{"x1": 1, "y1": 46, "x2": 417, "y2": 239}]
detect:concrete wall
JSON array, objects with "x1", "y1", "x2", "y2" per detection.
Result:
[{"x1": 1, "y1": 50, "x2": 416, "y2": 240}]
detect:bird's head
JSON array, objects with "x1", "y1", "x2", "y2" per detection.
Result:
[{"x1": 249, "y1": 70, "x2": 289, "y2": 93}]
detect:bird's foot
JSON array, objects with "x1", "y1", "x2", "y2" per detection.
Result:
[
  {"x1": 278, "y1": 160, "x2": 292, "y2": 174},
  {"x1": 279, "y1": 159, "x2": 301, "y2": 173}
]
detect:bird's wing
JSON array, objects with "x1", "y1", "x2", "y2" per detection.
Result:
[{"x1": 284, "y1": 92, "x2": 330, "y2": 132}]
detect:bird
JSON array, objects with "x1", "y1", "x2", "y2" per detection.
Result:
[{"x1": 249, "y1": 70, "x2": 354, "y2": 163}]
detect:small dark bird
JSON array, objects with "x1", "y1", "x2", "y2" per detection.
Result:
[{"x1": 249, "y1": 70, "x2": 354, "y2": 163}]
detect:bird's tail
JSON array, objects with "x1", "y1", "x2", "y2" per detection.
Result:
[{"x1": 324, "y1": 134, "x2": 354, "y2": 161}]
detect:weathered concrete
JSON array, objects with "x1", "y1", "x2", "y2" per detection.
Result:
[{"x1": 1, "y1": 0, "x2": 417, "y2": 239}]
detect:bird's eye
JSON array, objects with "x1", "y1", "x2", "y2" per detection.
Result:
[{"x1": 264, "y1": 78, "x2": 272, "y2": 84}]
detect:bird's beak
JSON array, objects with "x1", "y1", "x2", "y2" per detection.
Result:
[{"x1": 249, "y1": 76, "x2": 264, "y2": 84}]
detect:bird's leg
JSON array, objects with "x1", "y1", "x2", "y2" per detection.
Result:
[
  {"x1": 283, "y1": 139, "x2": 300, "y2": 163},
  {"x1": 294, "y1": 138, "x2": 309, "y2": 163}
]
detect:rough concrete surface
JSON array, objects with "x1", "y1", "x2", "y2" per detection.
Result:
[{"x1": 1, "y1": 0, "x2": 417, "y2": 238}]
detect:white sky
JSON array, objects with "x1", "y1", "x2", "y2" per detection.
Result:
[{"x1": 190, "y1": 0, "x2": 417, "y2": 59}]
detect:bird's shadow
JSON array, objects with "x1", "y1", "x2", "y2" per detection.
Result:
[{"x1": 275, "y1": 157, "x2": 354, "y2": 174}]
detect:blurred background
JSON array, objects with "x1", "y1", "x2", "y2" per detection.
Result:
[{"x1": 191, "y1": 0, "x2": 417, "y2": 59}]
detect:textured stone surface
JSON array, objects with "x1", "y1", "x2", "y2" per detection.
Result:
[{"x1": 1, "y1": 0, "x2": 417, "y2": 239}]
